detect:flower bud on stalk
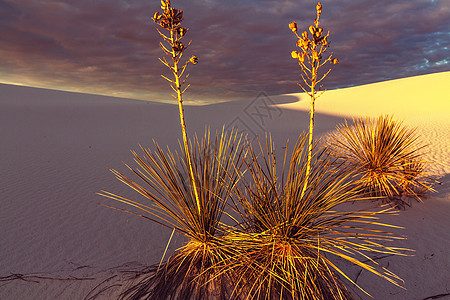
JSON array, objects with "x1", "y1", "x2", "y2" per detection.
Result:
[
  {"x1": 289, "y1": 21, "x2": 298, "y2": 33},
  {"x1": 312, "y1": 51, "x2": 319, "y2": 60},
  {"x1": 172, "y1": 41, "x2": 184, "y2": 52},
  {"x1": 301, "y1": 39, "x2": 309, "y2": 50},
  {"x1": 189, "y1": 55, "x2": 198, "y2": 64},
  {"x1": 302, "y1": 31, "x2": 308, "y2": 39},
  {"x1": 153, "y1": 12, "x2": 161, "y2": 22},
  {"x1": 177, "y1": 27, "x2": 187, "y2": 37},
  {"x1": 299, "y1": 52, "x2": 306, "y2": 63},
  {"x1": 161, "y1": 0, "x2": 170, "y2": 10}
]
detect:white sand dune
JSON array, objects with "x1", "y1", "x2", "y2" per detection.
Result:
[{"x1": 0, "y1": 71, "x2": 449, "y2": 299}]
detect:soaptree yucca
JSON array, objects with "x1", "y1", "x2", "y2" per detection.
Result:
[
  {"x1": 224, "y1": 134, "x2": 409, "y2": 299},
  {"x1": 327, "y1": 115, "x2": 435, "y2": 208},
  {"x1": 99, "y1": 129, "x2": 246, "y2": 299},
  {"x1": 99, "y1": 1, "x2": 247, "y2": 298},
  {"x1": 289, "y1": 2, "x2": 338, "y2": 200}
]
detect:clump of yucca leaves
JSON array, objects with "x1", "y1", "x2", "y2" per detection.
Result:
[
  {"x1": 222, "y1": 134, "x2": 410, "y2": 299},
  {"x1": 327, "y1": 115, "x2": 436, "y2": 208},
  {"x1": 289, "y1": 2, "x2": 338, "y2": 200},
  {"x1": 99, "y1": 129, "x2": 246, "y2": 299}
]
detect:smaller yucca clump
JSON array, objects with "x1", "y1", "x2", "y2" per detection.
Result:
[{"x1": 327, "y1": 115, "x2": 435, "y2": 208}]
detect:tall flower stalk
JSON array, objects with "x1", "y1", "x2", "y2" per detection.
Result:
[
  {"x1": 153, "y1": 0, "x2": 200, "y2": 213},
  {"x1": 290, "y1": 2, "x2": 338, "y2": 199}
]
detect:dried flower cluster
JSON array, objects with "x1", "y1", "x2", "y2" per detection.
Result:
[
  {"x1": 153, "y1": 0, "x2": 198, "y2": 93},
  {"x1": 153, "y1": 0, "x2": 183, "y2": 29},
  {"x1": 290, "y1": 2, "x2": 337, "y2": 97}
]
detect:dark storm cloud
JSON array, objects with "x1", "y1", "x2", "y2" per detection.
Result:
[{"x1": 0, "y1": 0, "x2": 449, "y2": 104}]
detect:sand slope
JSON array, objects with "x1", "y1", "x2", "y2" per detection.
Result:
[{"x1": 0, "y1": 72, "x2": 449, "y2": 299}]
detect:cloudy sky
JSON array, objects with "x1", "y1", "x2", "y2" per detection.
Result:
[{"x1": 0, "y1": 0, "x2": 449, "y2": 104}]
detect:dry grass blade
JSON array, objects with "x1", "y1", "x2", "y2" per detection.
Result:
[
  {"x1": 327, "y1": 115, "x2": 436, "y2": 208},
  {"x1": 224, "y1": 134, "x2": 411, "y2": 299}
]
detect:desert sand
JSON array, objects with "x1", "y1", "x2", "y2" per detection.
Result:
[{"x1": 1, "y1": 71, "x2": 449, "y2": 299}]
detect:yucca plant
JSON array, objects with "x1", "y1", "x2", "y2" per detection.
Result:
[
  {"x1": 223, "y1": 134, "x2": 410, "y2": 299},
  {"x1": 99, "y1": 129, "x2": 246, "y2": 299},
  {"x1": 327, "y1": 115, "x2": 435, "y2": 208},
  {"x1": 98, "y1": 1, "x2": 249, "y2": 298}
]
